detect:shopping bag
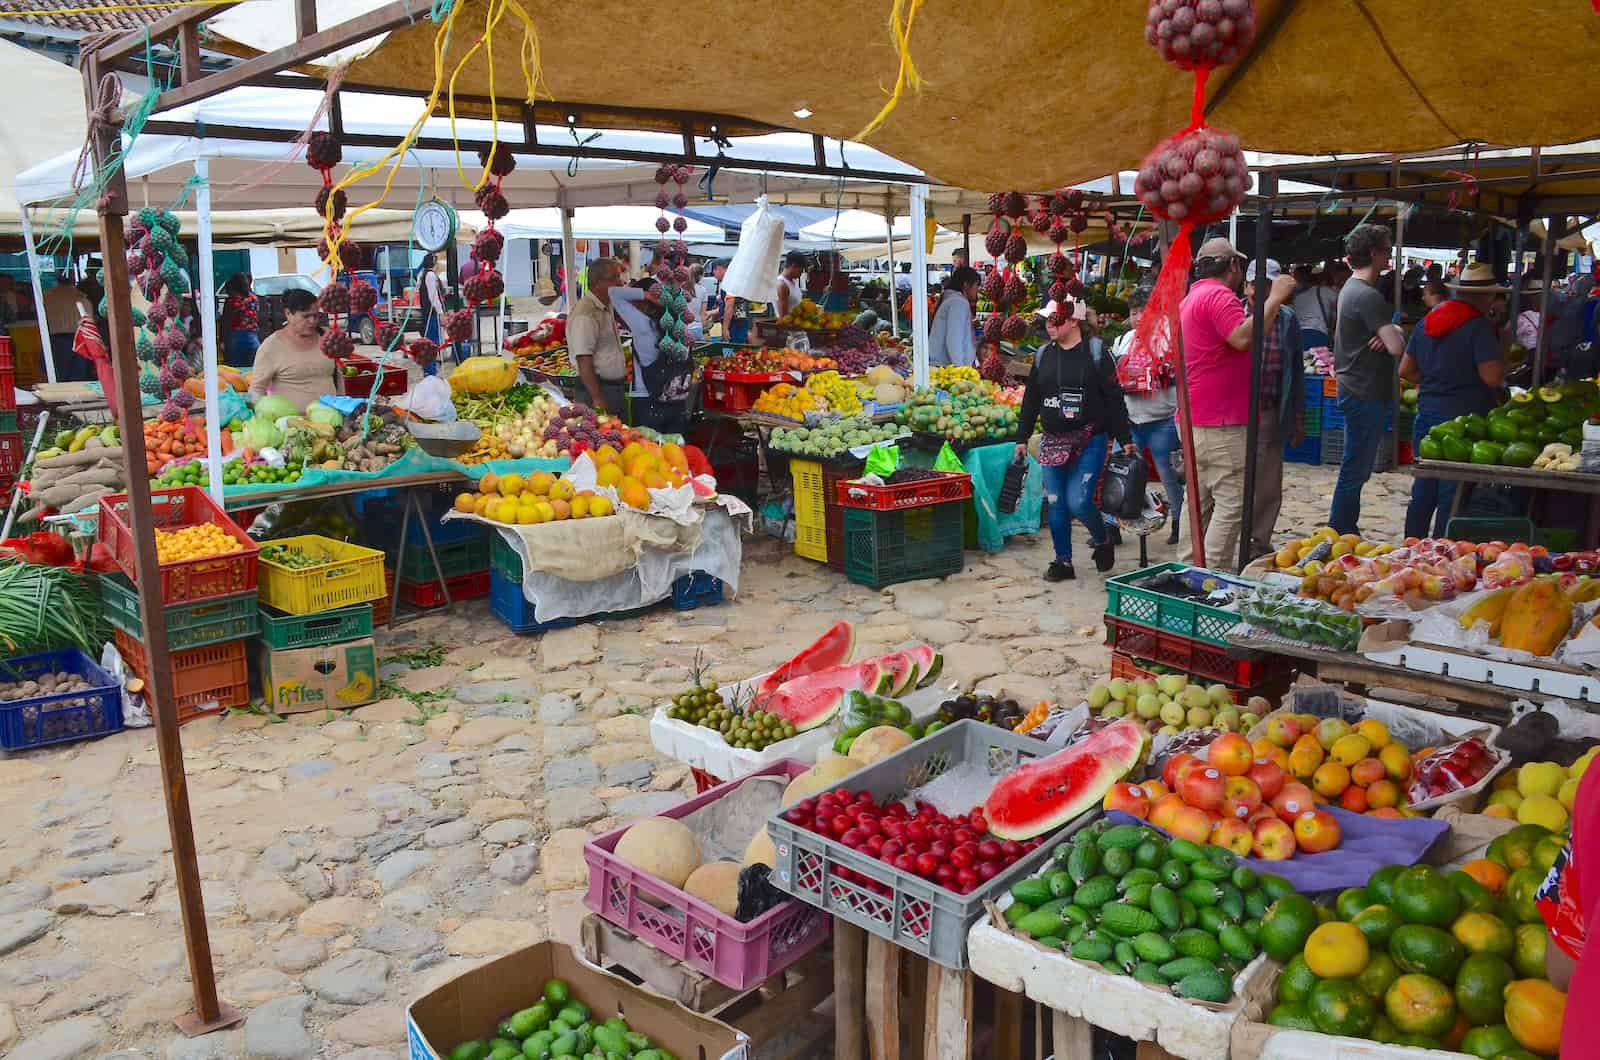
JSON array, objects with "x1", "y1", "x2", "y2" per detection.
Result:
[
  {"x1": 864, "y1": 444, "x2": 898, "y2": 478},
  {"x1": 720, "y1": 195, "x2": 784, "y2": 304},
  {"x1": 1100, "y1": 450, "x2": 1148, "y2": 520}
]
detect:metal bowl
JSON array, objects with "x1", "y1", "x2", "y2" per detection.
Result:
[{"x1": 405, "y1": 419, "x2": 481, "y2": 458}]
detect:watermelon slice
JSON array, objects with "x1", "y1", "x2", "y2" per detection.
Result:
[
  {"x1": 903, "y1": 643, "x2": 943, "y2": 688},
  {"x1": 765, "y1": 660, "x2": 885, "y2": 731},
  {"x1": 983, "y1": 719, "x2": 1145, "y2": 841},
  {"x1": 874, "y1": 651, "x2": 919, "y2": 696},
  {"x1": 757, "y1": 620, "x2": 855, "y2": 697}
]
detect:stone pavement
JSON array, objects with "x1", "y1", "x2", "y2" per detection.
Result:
[{"x1": 0, "y1": 462, "x2": 1409, "y2": 1058}]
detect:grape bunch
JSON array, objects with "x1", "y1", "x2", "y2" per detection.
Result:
[{"x1": 667, "y1": 684, "x2": 798, "y2": 749}]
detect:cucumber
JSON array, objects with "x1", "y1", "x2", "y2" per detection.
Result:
[
  {"x1": 1159, "y1": 859, "x2": 1191, "y2": 889},
  {"x1": 1067, "y1": 843, "x2": 1101, "y2": 885},
  {"x1": 1133, "y1": 836, "x2": 1168, "y2": 869},
  {"x1": 1071, "y1": 935, "x2": 1114, "y2": 962},
  {"x1": 1014, "y1": 909, "x2": 1064, "y2": 939},
  {"x1": 1132, "y1": 932, "x2": 1176, "y2": 963},
  {"x1": 1010, "y1": 878, "x2": 1053, "y2": 907},
  {"x1": 1132, "y1": 961, "x2": 1167, "y2": 986},
  {"x1": 1189, "y1": 857, "x2": 1232, "y2": 881},
  {"x1": 1180, "y1": 879, "x2": 1221, "y2": 907},
  {"x1": 1172, "y1": 967, "x2": 1233, "y2": 1003},
  {"x1": 1150, "y1": 884, "x2": 1182, "y2": 931},
  {"x1": 1157, "y1": 956, "x2": 1216, "y2": 983},
  {"x1": 1167, "y1": 838, "x2": 1208, "y2": 862},
  {"x1": 1096, "y1": 824, "x2": 1148, "y2": 850},
  {"x1": 1100, "y1": 902, "x2": 1160, "y2": 937},
  {"x1": 1121, "y1": 882, "x2": 1154, "y2": 909},
  {"x1": 1114, "y1": 940, "x2": 1139, "y2": 974},
  {"x1": 1048, "y1": 871, "x2": 1075, "y2": 899},
  {"x1": 1072, "y1": 875, "x2": 1117, "y2": 909},
  {"x1": 1172, "y1": 928, "x2": 1223, "y2": 961},
  {"x1": 1118, "y1": 867, "x2": 1161, "y2": 893},
  {"x1": 1218, "y1": 923, "x2": 1256, "y2": 961},
  {"x1": 1101, "y1": 846, "x2": 1134, "y2": 879}
]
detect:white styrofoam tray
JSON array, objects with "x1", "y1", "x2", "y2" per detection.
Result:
[{"x1": 1365, "y1": 641, "x2": 1600, "y2": 704}]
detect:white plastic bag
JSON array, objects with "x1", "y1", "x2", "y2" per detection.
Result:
[
  {"x1": 100, "y1": 641, "x2": 151, "y2": 728},
  {"x1": 720, "y1": 195, "x2": 784, "y2": 304},
  {"x1": 396, "y1": 375, "x2": 456, "y2": 421}
]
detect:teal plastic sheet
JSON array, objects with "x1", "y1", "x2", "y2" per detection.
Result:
[
  {"x1": 221, "y1": 447, "x2": 462, "y2": 498},
  {"x1": 456, "y1": 456, "x2": 571, "y2": 481},
  {"x1": 903, "y1": 440, "x2": 1042, "y2": 552}
]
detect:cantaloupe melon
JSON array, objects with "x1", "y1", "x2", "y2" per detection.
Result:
[
  {"x1": 684, "y1": 861, "x2": 742, "y2": 916},
  {"x1": 744, "y1": 827, "x2": 776, "y2": 868},
  {"x1": 614, "y1": 817, "x2": 701, "y2": 888},
  {"x1": 848, "y1": 725, "x2": 914, "y2": 765},
  {"x1": 781, "y1": 756, "x2": 862, "y2": 807}
]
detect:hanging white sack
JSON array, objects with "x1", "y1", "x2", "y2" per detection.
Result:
[{"x1": 720, "y1": 195, "x2": 784, "y2": 304}]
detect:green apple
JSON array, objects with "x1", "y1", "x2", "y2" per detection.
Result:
[
  {"x1": 1087, "y1": 683, "x2": 1111, "y2": 710},
  {"x1": 1160, "y1": 702, "x2": 1187, "y2": 727},
  {"x1": 1135, "y1": 693, "x2": 1162, "y2": 720}
]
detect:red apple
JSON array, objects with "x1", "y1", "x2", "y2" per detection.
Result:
[
  {"x1": 1179, "y1": 766, "x2": 1226, "y2": 812},
  {"x1": 1162, "y1": 752, "x2": 1199, "y2": 792},
  {"x1": 1271, "y1": 782, "x2": 1317, "y2": 823},
  {"x1": 1350, "y1": 757, "x2": 1386, "y2": 787},
  {"x1": 1223, "y1": 775, "x2": 1262, "y2": 811},
  {"x1": 1148, "y1": 793, "x2": 1186, "y2": 832},
  {"x1": 1251, "y1": 816, "x2": 1297, "y2": 860},
  {"x1": 1246, "y1": 804, "x2": 1278, "y2": 827},
  {"x1": 1211, "y1": 817, "x2": 1255, "y2": 856},
  {"x1": 1102, "y1": 783, "x2": 1151, "y2": 819},
  {"x1": 1265, "y1": 715, "x2": 1303, "y2": 749},
  {"x1": 1138, "y1": 779, "x2": 1170, "y2": 803},
  {"x1": 1168, "y1": 805, "x2": 1214, "y2": 844},
  {"x1": 1293, "y1": 809, "x2": 1342, "y2": 853},
  {"x1": 1208, "y1": 733, "x2": 1254, "y2": 777},
  {"x1": 1246, "y1": 758, "x2": 1287, "y2": 801}
]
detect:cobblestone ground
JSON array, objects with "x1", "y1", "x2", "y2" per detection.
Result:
[{"x1": 0, "y1": 463, "x2": 1412, "y2": 1059}]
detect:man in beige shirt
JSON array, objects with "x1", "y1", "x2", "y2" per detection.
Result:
[
  {"x1": 567, "y1": 257, "x2": 629, "y2": 416},
  {"x1": 43, "y1": 276, "x2": 91, "y2": 382}
]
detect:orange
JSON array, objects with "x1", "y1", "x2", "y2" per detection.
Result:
[
  {"x1": 1380, "y1": 742, "x2": 1413, "y2": 782},
  {"x1": 1504, "y1": 979, "x2": 1566, "y2": 1055},
  {"x1": 619, "y1": 478, "x2": 650, "y2": 510},
  {"x1": 1459, "y1": 859, "x2": 1509, "y2": 897},
  {"x1": 589, "y1": 495, "x2": 615, "y2": 517},
  {"x1": 1365, "y1": 779, "x2": 1401, "y2": 809},
  {"x1": 453, "y1": 492, "x2": 476, "y2": 514},
  {"x1": 643, "y1": 470, "x2": 669, "y2": 490},
  {"x1": 528, "y1": 470, "x2": 555, "y2": 495},
  {"x1": 1303, "y1": 921, "x2": 1369, "y2": 978},
  {"x1": 549, "y1": 479, "x2": 575, "y2": 502},
  {"x1": 661, "y1": 442, "x2": 688, "y2": 470},
  {"x1": 594, "y1": 443, "x2": 620, "y2": 466},
  {"x1": 570, "y1": 495, "x2": 590, "y2": 518},
  {"x1": 549, "y1": 499, "x2": 572, "y2": 520}
]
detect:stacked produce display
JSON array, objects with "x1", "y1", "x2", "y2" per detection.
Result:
[{"x1": 1418, "y1": 383, "x2": 1595, "y2": 470}]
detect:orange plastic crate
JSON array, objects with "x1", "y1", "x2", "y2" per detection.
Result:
[
  {"x1": 98, "y1": 487, "x2": 258, "y2": 605},
  {"x1": 113, "y1": 630, "x2": 250, "y2": 721}
]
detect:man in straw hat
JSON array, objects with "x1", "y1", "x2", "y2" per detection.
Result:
[
  {"x1": 1399, "y1": 262, "x2": 1508, "y2": 537},
  {"x1": 1328, "y1": 223, "x2": 1406, "y2": 535}
]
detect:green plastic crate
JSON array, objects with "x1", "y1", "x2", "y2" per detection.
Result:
[
  {"x1": 1536, "y1": 526, "x2": 1579, "y2": 553},
  {"x1": 1444, "y1": 516, "x2": 1537, "y2": 546},
  {"x1": 98, "y1": 573, "x2": 258, "y2": 651},
  {"x1": 389, "y1": 536, "x2": 490, "y2": 583},
  {"x1": 1104, "y1": 563, "x2": 1250, "y2": 648},
  {"x1": 258, "y1": 603, "x2": 374, "y2": 650},
  {"x1": 0, "y1": 410, "x2": 15, "y2": 434},
  {"x1": 490, "y1": 531, "x2": 522, "y2": 582},
  {"x1": 842, "y1": 502, "x2": 964, "y2": 590}
]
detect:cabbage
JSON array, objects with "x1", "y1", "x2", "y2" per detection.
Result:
[
  {"x1": 242, "y1": 415, "x2": 283, "y2": 450},
  {"x1": 254, "y1": 395, "x2": 299, "y2": 422},
  {"x1": 305, "y1": 402, "x2": 343, "y2": 428}
]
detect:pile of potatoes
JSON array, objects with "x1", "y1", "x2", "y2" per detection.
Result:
[{"x1": 0, "y1": 669, "x2": 98, "y2": 705}]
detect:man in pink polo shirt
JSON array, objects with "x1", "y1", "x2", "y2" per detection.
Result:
[{"x1": 1178, "y1": 238, "x2": 1296, "y2": 569}]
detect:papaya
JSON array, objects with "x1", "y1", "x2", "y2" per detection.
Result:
[
  {"x1": 1498, "y1": 579, "x2": 1574, "y2": 656},
  {"x1": 1458, "y1": 587, "x2": 1515, "y2": 637}
]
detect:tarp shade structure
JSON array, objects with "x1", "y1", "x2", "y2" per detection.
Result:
[
  {"x1": 495, "y1": 207, "x2": 723, "y2": 242},
  {"x1": 195, "y1": 0, "x2": 1600, "y2": 192},
  {"x1": 0, "y1": 40, "x2": 90, "y2": 219}
]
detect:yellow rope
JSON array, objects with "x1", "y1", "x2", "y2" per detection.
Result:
[{"x1": 852, "y1": 0, "x2": 928, "y2": 143}]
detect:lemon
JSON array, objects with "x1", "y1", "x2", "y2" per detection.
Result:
[
  {"x1": 1517, "y1": 793, "x2": 1570, "y2": 831},
  {"x1": 1304, "y1": 921, "x2": 1370, "y2": 979},
  {"x1": 1560, "y1": 778, "x2": 1581, "y2": 810}
]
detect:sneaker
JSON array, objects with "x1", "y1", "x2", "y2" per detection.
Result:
[
  {"x1": 1167, "y1": 516, "x2": 1181, "y2": 546},
  {"x1": 1045, "y1": 561, "x2": 1076, "y2": 582},
  {"x1": 1092, "y1": 541, "x2": 1116, "y2": 573}
]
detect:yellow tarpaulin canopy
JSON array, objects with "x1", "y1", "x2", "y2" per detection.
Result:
[{"x1": 209, "y1": 0, "x2": 1600, "y2": 192}]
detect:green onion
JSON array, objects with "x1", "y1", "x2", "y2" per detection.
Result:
[{"x1": 0, "y1": 558, "x2": 105, "y2": 657}]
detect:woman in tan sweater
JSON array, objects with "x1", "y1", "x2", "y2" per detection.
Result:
[{"x1": 248, "y1": 288, "x2": 334, "y2": 412}]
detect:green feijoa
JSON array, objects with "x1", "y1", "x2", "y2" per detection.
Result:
[
  {"x1": 1134, "y1": 837, "x2": 1168, "y2": 869},
  {"x1": 1172, "y1": 928, "x2": 1223, "y2": 961},
  {"x1": 1219, "y1": 923, "x2": 1257, "y2": 961},
  {"x1": 1061, "y1": 903, "x2": 1091, "y2": 926},
  {"x1": 1096, "y1": 824, "x2": 1148, "y2": 850},
  {"x1": 1052, "y1": 841, "x2": 1074, "y2": 867},
  {"x1": 1133, "y1": 961, "x2": 1167, "y2": 986},
  {"x1": 1048, "y1": 871, "x2": 1075, "y2": 899},
  {"x1": 1218, "y1": 884, "x2": 1246, "y2": 922},
  {"x1": 1119, "y1": 867, "x2": 1161, "y2": 893},
  {"x1": 1172, "y1": 968, "x2": 1232, "y2": 1003},
  {"x1": 1150, "y1": 884, "x2": 1182, "y2": 931},
  {"x1": 451, "y1": 1043, "x2": 488, "y2": 1060},
  {"x1": 1133, "y1": 932, "x2": 1176, "y2": 963},
  {"x1": 1180, "y1": 898, "x2": 1199, "y2": 928},
  {"x1": 1258, "y1": 873, "x2": 1294, "y2": 902},
  {"x1": 547, "y1": 1031, "x2": 577, "y2": 1057},
  {"x1": 1158, "y1": 956, "x2": 1216, "y2": 982},
  {"x1": 1066, "y1": 924, "x2": 1087, "y2": 944},
  {"x1": 1190, "y1": 856, "x2": 1232, "y2": 881},
  {"x1": 1232, "y1": 865, "x2": 1259, "y2": 891},
  {"x1": 1115, "y1": 940, "x2": 1139, "y2": 974},
  {"x1": 592, "y1": 1027, "x2": 626, "y2": 1055},
  {"x1": 543, "y1": 980, "x2": 571, "y2": 1006},
  {"x1": 1180, "y1": 879, "x2": 1221, "y2": 907},
  {"x1": 623, "y1": 1032, "x2": 649, "y2": 1051},
  {"x1": 1010, "y1": 878, "x2": 1053, "y2": 906},
  {"x1": 488, "y1": 1047, "x2": 519, "y2": 1060},
  {"x1": 1160, "y1": 859, "x2": 1191, "y2": 890},
  {"x1": 557, "y1": 1003, "x2": 588, "y2": 1027},
  {"x1": 1102, "y1": 846, "x2": 1134, "y2": 879},
  {"x1": 1244, "y1": 888, "x2": 1269, "y2": 920},
  {"x1": 1100, "y1": 902, "x2": 1160, "y2": 937},
  {"x1": 521, "y1": 1032, "x2": 553, "y2": 1060},
  {"x1": 1073, "y1": 875, "x2": 1117, "y2": 909},
  {"x1": 1122, "y1": 882, "x2": 1155, "y2": 909},
  {"x1": 1198, "y1": 906, "x2": 1230, "y2": 935},
  {"x1": 1242, "y1": 918, "x2": 1263, "y2": 943},
  {"x1": 498, "y1": 1019, "x2": 520, "y2": 1041},
  {"x1": 1035, "y1": 935, "x2": 1065, "y2": 951},
  {"x1": 1014, "y1": 910, "x2": 1064, "y2": 939},
  {"x1": 1071, "y1": 935, "x2": 1114, "y2": 962},
  {"x1": 1036, "y1": 897, "x2": 1071, "y2": 917},
  {"x1": 1004, "y1": 903, "x2": 1031, "y2": 926},
  {"x1": 1067, "y1": 843, "x2": 1102, "y2": 885},
  {"x1": 1167, "y1": 838, "x2": 1208, "y2": 862}
]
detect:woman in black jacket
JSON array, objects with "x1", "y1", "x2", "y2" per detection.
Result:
[{"x1": 1014, "y1": 297, "x2": 1137, "y2": 580}]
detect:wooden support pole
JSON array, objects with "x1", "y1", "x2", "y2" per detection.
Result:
[
  {"x1": 992, "y1": 987, "x2": 1023, "y2": 1060},
  {"x1": 921, "y1": 964, "x2": 972, "y2": 1060},
  {"x1": 176, "y1": 22, "x2": 201, "y2": 85},
  {"x1": 1052, "y1": 1009, "x2": 1094, "y2": 1060},
  {"x1": 84, "y1": 61, "x2": 238, "y2": 1039},
  {"x1": 865, "y1": 936, "x2": 901, "y2": 1060},
  {"x1": 294, "y1": 0, "x2": 318, "y2": 38},
  {"x1": 833, "y1": 922, "x2": 867, "y2": 1060}
]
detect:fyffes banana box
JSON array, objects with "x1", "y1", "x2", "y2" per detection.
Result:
[{"x1": 261, "y1": 637, "x2": 378, "y2": 714}]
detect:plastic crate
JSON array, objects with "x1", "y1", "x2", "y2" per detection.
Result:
[
  {"x1": 836, "y1": 471, "x2": 973, "y2": 511},
  {"x1": 113, "y1": 631, "x2": 249, "y2": 720},
  {"x1": 1283, "y1": 435, "x2": 1321, "y2": 465},
  {"x1": 1321, "y1": 400, "x2": 1395, "y2": 435},
  {"x1": 0, "y1": 648, "x2": 121, "y2": 750},
  {"x1": 1537, "y1": 526, "x2": 1579, "y2": 553},
  {"x1": 489, "y1": 568, "x2": 574, "y2": 634},
  {"x1": 1104, "y1": 563, "x2": 1251, "y2": 648},
  {"x1": 0, "y1": 431, "x2": 23, "y2": 476},
  {"x1": 701, "y1": 370, "x2": 792, "y2": 413},
  {"x1": 1398, "y1": 438, "x2": 1414, "y2": 466},
  {"x1": 790, "y1": 459, "x2": 827, "y2": 562},
  {"x1": 490, "y1": 531, "x2": 522, "y2": 582},
  {"x1": 1321, "y1": 429, "x2": 1397, "y2": 472},
  {"x1": 1108, "y1": 651, "x2": 1289, "y2": 706},
  {"x1": 98, "y1": 574, "x2": 258, "y2": 651},
  {"x1": 1103, "y1": 615, "x2": 1279, "y2": 687},
  {"x1": 671, "y1": 571, "x2": 724, "y2": 610},
  {"x1": 584, "y1": 759, "x2": 830, "y2": 990},
  {"x1": 362, "y1": 493, "x2": 481, "y2": 549},
  {"x1": 766, "y1": 719, "x2": 1074, "y2": 969},
  {"x1": 99, "y1": 487, "x2": 259, "y2": 605},
  {"x1": 398, "y1": 569, "x2": 490, "y2": 610},
  {"x1": 1444, "y1": 516, "x2": 1537, "y2": 545},
  {"x1": 0, "y1": 340, "x2": 13, "y2": 412},
  {"x1": 0, "y1": 410, "x2": 15, "y2": 434},
  {"x1": 370, "y1": 568, "x2": 394, "y2": 628},
  {"x1": 389, "y1": 536, "x2": 489, "y2": 584},
  {"x1": 258, "y1": 534, "x2": 386, "y2": 615},
  {"x1": 842, "y1": 502, "x2": 964, "y2": 589},
  {"x1": 259, "y1": 603, "x2": 374, "y2": 650},
  {"x1": 334, "y1": 355, "x2": 408, "y2": 398}
]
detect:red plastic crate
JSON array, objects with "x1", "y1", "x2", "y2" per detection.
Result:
[
  {"x1": 821, "y1": 462, "x2": 860, "y2": 572},
  {"x1": 1398, "y1": 439, "x2": 1414, "y2": 466},
  {"x1": 836, "y1": 471, "x2": 973, "y2": 511},
  {"x1": 1109, "y1": 651, "x2": 1287, "y2": 705},
  {"x1": 397, "y1": 569, "x2": 490, "y2": 609},
  {"x1": 689, "y1": 766, "x2": 724, "y2": 793},
  {"x1": 335, "y1": 355, "x2": 408, "y2": 398},
  {"x1": 1103, "y1": 614, "x2": 1281, "y2": 688},
  {"x1": 0, "y1": 340, "x2": 13, "y2": 411},
  {"x1": 98, "y1": 487, "x2": 259, "y2": 605},
  {"x1": 583, "y1": 759, "x2": 830, "y2": 991},
  {"x1": 370, "y1": 568, "x2": 394, "y2": 628},
  {"x1": 700, "y1": 370, "x2": 793, "y2": 413},
  {"x1": 0, "y1": 432, "x2": 20, "y2": 476},
  {"x1": 113, "y1": 630, "x2": 249, "y2": 722}
]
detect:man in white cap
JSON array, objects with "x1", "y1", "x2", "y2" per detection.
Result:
[
  {"x1": 1178, "y1": 236, "x2": 1296, "y2": 569},
  {"x1": 1243, "y1": 258, "x2": 1306, "y2": 560}
]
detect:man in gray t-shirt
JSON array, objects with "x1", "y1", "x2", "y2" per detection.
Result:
[{"x1": 1334, "y1": 275, "x2": 1397, "y2": 402}]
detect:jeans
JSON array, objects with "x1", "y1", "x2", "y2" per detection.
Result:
[
  {"x1": 1251, "y1": 411, "x2": 1285, "y2": 558},
  {"x1": 226, "y1": 329, "x2": 259, "y2": 369},
  {"x1": 421, "y1": 313, "x2": 441, "y2": 376},
  {"x1": 1406, "y1": 407, "x2": 1462, "y2": 539},
  {"x1": 1130, "y1": 417, "x2": 1183, "y2": 528},
  {"x1": 1040, "y1": 432, "x2": 1108, "y2": 563},
  {"x1": 1329, "y1": 393, "x2": 1389, "y2": 534}
]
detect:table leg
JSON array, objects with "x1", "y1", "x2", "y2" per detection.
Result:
[
  {"x1": 865, "y1": 936, "x2": 902, "y2": 1060},
  {"x1": 992, "y1": 987, "x2": 1023, "y2": 1060},
  {"x1": 412, "y1": 487, "x2": 453, "y2": 607},
  {"x1": 1051, "y1": 1009, "x2": 1093, "y2": 1060},
  {"x1": 834, "y1": 922, "x2": 866, "y2": 1060},
  {"x1": 921, "y1": 963, "x2": 972, "y2": 1060}
]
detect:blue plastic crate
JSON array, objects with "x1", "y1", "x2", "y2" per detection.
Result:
[
  {"x1": 0, "y1": 649, "x2": 122, "y2": 750},
  {"x1": 1283, "y1": 435, "x2": 1322, "y2": 464},
  {"x1": 362, "y1": 493, "x2": 482, "y2": 550},
  {"x1": 672, "y1": 571, "x2": 724, "y2": 610},
  {"x1": 489, "y1": 570, "x2": 579, "y2": 635}
]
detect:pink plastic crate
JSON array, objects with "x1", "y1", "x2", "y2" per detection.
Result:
[{"x1": 582, "y1": 759, "x2": 830, "y2": 991}]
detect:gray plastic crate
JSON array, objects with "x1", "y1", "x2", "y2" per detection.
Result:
[{"x1": 765, "y1": 719, "x2": 1081, "y2": 969}]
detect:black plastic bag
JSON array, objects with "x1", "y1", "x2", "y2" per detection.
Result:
[
  {"x1": 997, "y1": 453, "x2": 1028, "y2": 514},
  {"x1": 1099, "y1": 451, "x2": 1147, "y2": 520}
]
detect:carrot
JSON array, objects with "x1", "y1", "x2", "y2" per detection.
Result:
[{"x1": 220, "y1": 430, "x2": 233, "y2": 453}]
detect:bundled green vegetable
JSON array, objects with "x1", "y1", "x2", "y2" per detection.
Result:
[{"x1": 0, "y1": 559, "x2": 104, "y2": 656}]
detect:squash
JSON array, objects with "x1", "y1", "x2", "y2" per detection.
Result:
[{"x1": 1499, "y1": 579, "x2": 1574, "y2": 656}]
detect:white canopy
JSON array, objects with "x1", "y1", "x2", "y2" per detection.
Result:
[{"x1": 496, "y1": 206, "x2": 723, "y2": 242}]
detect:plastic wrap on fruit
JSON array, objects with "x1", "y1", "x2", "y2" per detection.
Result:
[
  {"x1": 734, "y1": 864, "x2": 786, "y2": 922},
  {"x1": 1482, "y1": 546, "x2": 1540, "y2": 589},
  {"x1": 1407, "y1": 736, "x2": 1499, "y2": 803}
]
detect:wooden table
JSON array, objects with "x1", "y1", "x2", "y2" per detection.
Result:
[{"x1": 1407, "y1": 458, "x2": 1600, "y2": 546}]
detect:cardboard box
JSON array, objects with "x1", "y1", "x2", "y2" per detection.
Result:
[
  {"x1": 406, "y1": 941, "x2": 747, "y2": 1060},
  {"x1": 260, "y1": 637, "x2": 378, "y2": 714}
]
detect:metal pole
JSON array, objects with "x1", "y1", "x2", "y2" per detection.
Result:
[
  {"x1": 884, "y1": 195, "x2": 900, "y2": 340},
  {"x1": 1533, "y1": 217, "x2": 1560, "y2": 385},
  {"x1": 1509, "y1": 218, "x2": 1529, "y2": 324},
  {"x1": 1239, "y1": 173, "x2": 1275, "y2": 573},
  {"x1": 909, "y1": 183, "x2": 932, "y2": 388},
  {"x1": 559, "y1": 196, "x2": 578, "y2": 312},
  {"x1": 84, "y1": 61, "x2": 237, "y2": 1038},
  {"x1": 194, "y1": 158, "x2": 225, "y2": 507},
  {"x1": 19, "y1": 208, "x2": 58, "y2": 385},
  {"x1": 961, "y1": 213, "x2": 971, "y2": 260},
  {"x1": 1391, "y1": 202, "x2": 1404, "y2": 469}
]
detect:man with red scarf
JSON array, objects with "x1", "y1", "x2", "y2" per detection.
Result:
[{"x1": 1398, "y1": 262, "x2": 1507, "y2": 538}]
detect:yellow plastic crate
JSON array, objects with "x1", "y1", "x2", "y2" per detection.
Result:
[
  {"x1": 790, "y1": 458, "x2": 827, "y2": 563},
  {"x1": 257, "y1": 534, "x2": 387, "y2": 615}
]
